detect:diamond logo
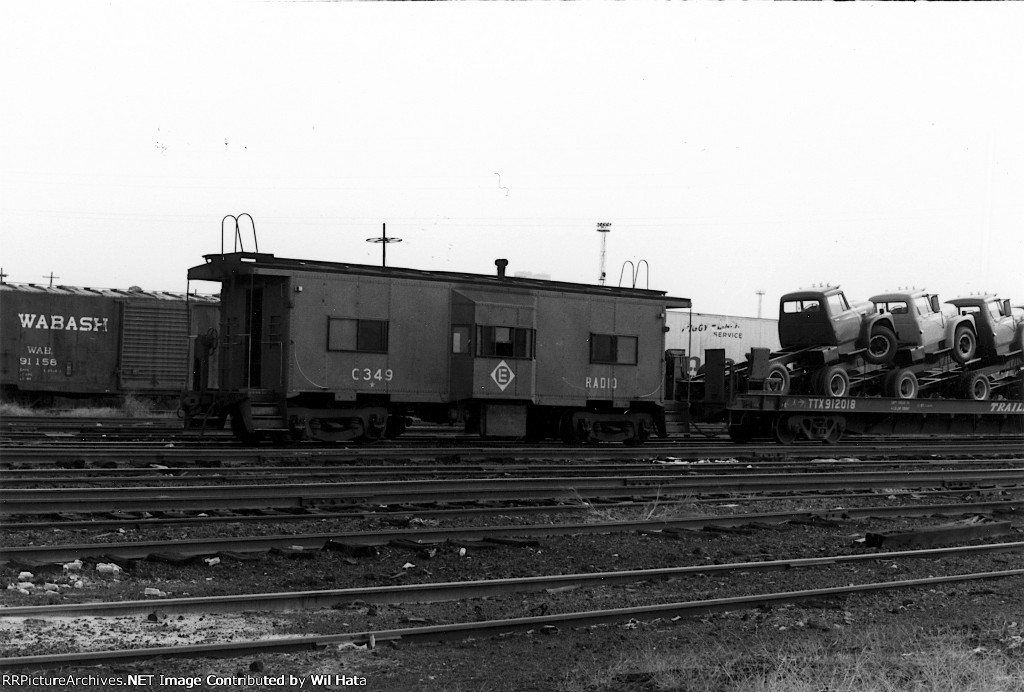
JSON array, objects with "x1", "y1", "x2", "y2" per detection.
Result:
[{"x1": 490, "y1": 360, "x2": 515, "y2": 391}]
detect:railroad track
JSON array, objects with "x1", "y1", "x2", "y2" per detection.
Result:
[
  {"x1": 4, "y1": 467, "x2": 1024, "y2": 516},
  {"x1": 3, "y1": 498, "x2": 1019, "y2": 566},
  {"x1": 5, "y1": 553, "x2": 1024, "y2": 670},
  {"x1": 5, "y1": 456, "x2": 1024, "y2": 489},
  {"x1": 3, "y1": 436, "x2": 1023, "y2": 468}
]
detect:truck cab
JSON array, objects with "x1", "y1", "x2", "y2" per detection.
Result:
[
  {"x1": 947, "y1": 295, "x2": 1024, "y2": 359},
  {"x1": 778, "y1": 287, "x2": 897, "y2": 366},
  {"x1": 870, "y1": 290, "x2": 977, "y2": 364}
]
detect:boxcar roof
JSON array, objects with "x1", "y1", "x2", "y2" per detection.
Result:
[
  {"x1": 0, "y1": 282, "x2": 219, "y2": 304},
  {"x1": 190, "y1": 252, "x2": 691, "y2": 308}
]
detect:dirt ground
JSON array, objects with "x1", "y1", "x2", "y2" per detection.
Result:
[{"x1": 3, "y1": 493, "x2": 1024, "y2": 691}]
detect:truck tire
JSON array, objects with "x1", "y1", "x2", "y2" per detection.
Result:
[
  {"x1": 764, "y1": 363, "x2": 791, "y2": 394},
  {"x1": 864, "y1": 325, "x2": 898, "y2": 365},
  {"x1": 814, "y1": 366, "x2": 850, "y2": 397},
  {"x1": 885, "y1": 369, "x2": 918, "y2": 399},
  {"x1": 960, "y1": 372, "x2": 991, "y2": 401},
  {"x1": 951, "y1": 324, "x2": 977, "y2": 364}
]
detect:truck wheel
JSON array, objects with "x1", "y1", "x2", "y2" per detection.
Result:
[
  {"x1": 885, "y1": 369, "x2": 918, "y2": 399},
  {"x1": 864, "y1": 326, "x2": 898, "y2": 365},
  {"x1": 961, "y1": 372, "x2": 991, "y2": 401},
  {"x1": 951, "y1": 325, "x2": 977, "y2": 364},
  {"x1": 814, "y1": 366, "x2": 850, "y2": 397},
  {"x1": 764, "y1": 363, "x2": 791, "y2": 394}
]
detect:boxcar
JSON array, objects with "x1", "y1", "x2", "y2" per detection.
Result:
[
  {"x1": 180, "y1": 252, "x2": 690, "y2": 443},
  {"x1": 665, "y1": 312, "x2": 780, "y2": 376},
  {"x1": 0, "y1": 282, "x2": 219, "y2": 404}
]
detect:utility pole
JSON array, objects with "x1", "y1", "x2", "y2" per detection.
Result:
[
  {"x1": 366, "y1": 223, "x2": 402, "y2": 268},
  {"x1": 596, "y1": 222, "x2": 611, "y2": 285},
  {"x1": 44, "y1": 272, "x2": 60, "y2": 288}
]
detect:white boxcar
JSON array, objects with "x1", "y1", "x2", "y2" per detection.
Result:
[{"x1": 665, "y1": 311, "x2": 780, "y2": 377}]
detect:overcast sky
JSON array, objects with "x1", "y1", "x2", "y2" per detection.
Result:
[{"x1": 2, "y1": 2, "x2": 1022, "y2": 317}]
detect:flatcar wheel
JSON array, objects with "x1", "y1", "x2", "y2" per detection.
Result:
[
  {"x1": 727, "y1": 415, "x2": 754, "y2": 444},
  {"x1": 772, "y1": 416, "x2": 797, "y2": 444},
  {"x1": 822, "y1": 419, "x2": 844, "y2": 445}
]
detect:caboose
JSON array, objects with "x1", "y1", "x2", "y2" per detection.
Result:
[{"x1": 181, "y1": 252, "x2": 689, "y2": 443}]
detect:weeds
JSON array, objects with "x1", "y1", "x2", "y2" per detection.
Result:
[
  {"x1": 569, "y1": 487, "x2": 701, "y2": 524},
  {"x1": 560, "y1": 623, "x2": 1024, "y2": 692},
  {"x1": 0, "y1": 393, "x2": 166, "y2": 418}
]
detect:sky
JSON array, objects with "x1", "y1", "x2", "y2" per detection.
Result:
[{"x1": 2, "y1": 2, "x2": 1022, "y2": 318}]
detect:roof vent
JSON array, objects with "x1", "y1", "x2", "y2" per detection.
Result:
[{"x1": 495, "y1": 259, "x2": 508, "y2": 278}]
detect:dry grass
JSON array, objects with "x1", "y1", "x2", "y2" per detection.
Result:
[
  {"x1": 0, "y1": 393, "x2": 164, "y2": 418},
  {"x1": 560, "y1": 623, "x2": 1024, "y2": 692},
  {"x1": 570, "y1": 487, "x2": 702, "y2": 524}
]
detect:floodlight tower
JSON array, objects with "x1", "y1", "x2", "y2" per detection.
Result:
[{"x1": 597, "y1": 222, "x2": 611, "y2": 285}]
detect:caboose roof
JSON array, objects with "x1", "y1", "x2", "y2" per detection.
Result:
[{"x1": 189, "y1": 252, "x2": 691, "y2": 309}]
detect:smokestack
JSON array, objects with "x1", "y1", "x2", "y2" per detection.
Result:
[{"x1": 495, "y1": 259, "x2": 508, "y2": 278}]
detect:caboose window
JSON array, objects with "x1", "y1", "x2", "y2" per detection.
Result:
[
  {"x1": 590, "y1": 334, "x2": 638, "y2": 365},
  {"x1": 328, "y1": 318, "x2": 389, "y2": 353},
  {"x1": 451, "y1": 325, "x2": 471, "y2": 354},
  {"x1": 477, "y1": 325, "x2": 535, "y2": 359}
]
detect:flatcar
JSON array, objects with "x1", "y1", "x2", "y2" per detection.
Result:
[
  {"x1": 179, "y1": 252, "x2": 690, "y2": 443},
  {"x1": 0, "y1": 282, "x2": 219, "y2": 406}
]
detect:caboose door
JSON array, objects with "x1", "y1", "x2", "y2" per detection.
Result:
[{"x1": 221, "y1": 277, "x2": 287, "y2": 392}]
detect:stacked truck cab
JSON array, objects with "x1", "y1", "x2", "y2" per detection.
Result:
[{"x1": 744, "y1": 286, "x2": 897, "y2": 398}]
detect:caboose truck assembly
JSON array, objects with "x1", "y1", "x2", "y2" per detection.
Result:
[{"x1": 180, "y1": 251, "x2": 689, "y2": 444}]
